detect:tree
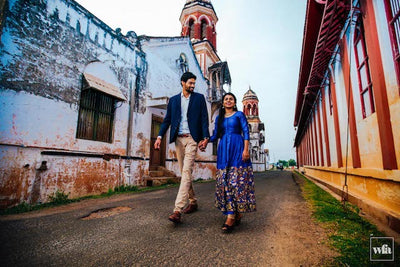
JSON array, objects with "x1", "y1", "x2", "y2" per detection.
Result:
[
  {"x1": 278, "y1": 160, "x2": 288, "y2": 167},
  {"x1": 277, "y1": 159, "x2": 296, "y2": 168}
]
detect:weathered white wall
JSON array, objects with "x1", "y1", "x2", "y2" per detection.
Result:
[
  {"x1": 0, "y1": 89, "x2": 130, "y2": 153},
  {"x1": 0, "y1": 0, "x2": 143, "y2": 207}
]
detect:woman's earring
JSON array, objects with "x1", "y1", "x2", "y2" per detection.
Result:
[
  {"x1": 222, "y1": 106, "x2": 225, "y2": 109},
  {"x1": 234, "y1": 105, "x2": 237, "y2": 109}
]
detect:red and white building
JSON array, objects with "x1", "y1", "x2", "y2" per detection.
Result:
[
  {"x1": 294, "y1": 0, "x2": 400, "y2": 233},
  {"x1": 180, "y1": 0, "x2": 231, "y2": 107},
  {"x1": 242, "y1": 88, "x2": 266, "y2": 171}
]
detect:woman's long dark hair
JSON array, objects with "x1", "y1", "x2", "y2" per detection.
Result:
[{"x1": 217, "y1": 92, "x2": 238, "y2": 138}]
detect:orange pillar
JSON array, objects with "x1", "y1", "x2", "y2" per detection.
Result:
[
  {"x1": 361, "y1": 0, "x2": 398, "y2": 169},
  {"x1": 341, "y1": 39, "x2": 361, "y2": 168}
]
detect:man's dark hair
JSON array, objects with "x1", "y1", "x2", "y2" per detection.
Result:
[{"x1": 181, "y1": 72, "x2": 196, "y2": 82}]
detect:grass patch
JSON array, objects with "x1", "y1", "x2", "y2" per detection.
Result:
[
  {"x1": 0, "y1": 190, "x2": 78, "y2": 215},
  {"x1": 0, "y1": 182, "x2": 181, "y2": 216},
  {"x1": 294, "y1": 171, "x2": 399, "y2": 266},
  {"x1": 112, "y1": 185, "x2": 139, "y2": 193},
  {"x1": 48, "y1": 190, "x2": 73, "y2": 204}
]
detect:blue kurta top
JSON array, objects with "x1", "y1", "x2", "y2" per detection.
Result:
[{"x1": 210, "y1": 111, "x2": 251, "y2": 170}]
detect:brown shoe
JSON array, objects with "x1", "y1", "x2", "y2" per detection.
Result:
[
  {"x1": 182, "y1": 203, "x2": 198, "y2": 214},
  {"x1": 168, "y1": 211, "x2": 181, "y2": 223}
]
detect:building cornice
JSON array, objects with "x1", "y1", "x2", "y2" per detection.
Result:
[
  {"x1": 192, "y1": 40, "x2": 220, "y2": 62},
  {"x1": 294, "y1": 0, "x2": 350, "y2": 146}
]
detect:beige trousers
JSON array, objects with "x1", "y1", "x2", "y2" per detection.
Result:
[{"x1": 174, "y1": 136, "x2": 198, "y2": 212}]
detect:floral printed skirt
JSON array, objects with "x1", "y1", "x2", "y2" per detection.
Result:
[{"x1": 215, "y1": 166, "x2": 256, "y2": 215}]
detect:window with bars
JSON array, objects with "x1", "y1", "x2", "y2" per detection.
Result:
[
  {"x1": 385, "y1": 0, "x2": 400, "y2": 89},
  {"x1": 76, "y1": 89, "x2": 116, "y2": 143},
  {"x1": 354, "y1": 17, "x2": 375, "y2": 118}
]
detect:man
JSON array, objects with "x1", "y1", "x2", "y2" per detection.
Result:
[{"x1": 154, "y1": 71, "x2": 209, "y2": 223}]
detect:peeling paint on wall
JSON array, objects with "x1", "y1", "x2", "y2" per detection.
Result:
[
  {"x1": 0, "y1": 0, "x2": 221, "y2": 209},
  {"x1": 0, "y1": 0, "x2": 146, "y2": 208}
]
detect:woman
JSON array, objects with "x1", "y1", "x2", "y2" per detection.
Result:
[{"x1": 210, "y1": 92, "x2": 256, "y2": 233}]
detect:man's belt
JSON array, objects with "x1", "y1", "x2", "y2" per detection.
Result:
[{"x1": 177, "y1": 133, "x2": 191, "y2": 138}]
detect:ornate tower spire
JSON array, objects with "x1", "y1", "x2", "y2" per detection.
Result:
[
  {"x1": 242, "y1": 86, "x2": 260, "y2": 120},
  {"x1": 179, "y1": 0, "x2": 218, "y2": 49}
]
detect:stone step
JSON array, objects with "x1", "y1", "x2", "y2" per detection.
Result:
[
  {"x1": 149, "y1": 166, "x2": 159, "y2": 171},
  {"x1": 149, "y1": 166, "x2": 178, "y2": 177},
  {"x1": 143, "y1": 176, "x2": 181, "y2": 187},
  {"x1": 160, "y1": 168, "x2": 177, "y2": 177},
  {"x1": 149, "y1": 170, "x2": 164, "y2": 177}
]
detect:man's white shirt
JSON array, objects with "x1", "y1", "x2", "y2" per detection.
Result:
[{"x1": 178, "y1": 92, "x2": 191, "y2": 135}]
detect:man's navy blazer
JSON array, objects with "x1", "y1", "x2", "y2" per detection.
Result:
[{"x1": 158, "y1": 92, "x2": 210, "y2": 143}]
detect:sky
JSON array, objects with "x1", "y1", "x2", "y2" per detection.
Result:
[{"x1": 75, "y1": 0, "x2": 307, "y2": 162}]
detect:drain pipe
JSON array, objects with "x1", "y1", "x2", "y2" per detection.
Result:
[
  {"x1": 126, "y1": 77, "x2": 135, "y2": 157},
  {"x1": 124, "y1": 75, "x2": 136, "y2": 186}
]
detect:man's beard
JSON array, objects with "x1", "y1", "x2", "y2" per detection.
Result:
[{"x1": 185, "y1": 87, "x2": 194, "y2": 94}]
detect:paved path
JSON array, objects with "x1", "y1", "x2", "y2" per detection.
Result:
[{"x1": 0, "y1": 171, "x2": 336, "y2": 266}]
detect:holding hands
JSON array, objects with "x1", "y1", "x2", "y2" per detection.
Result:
[
  {"x1": 155, "y1": 137, "x2": 209, "y2": 151},
  {"x1": 198, "y1": 138, "x2": 209, "y2": 152}
]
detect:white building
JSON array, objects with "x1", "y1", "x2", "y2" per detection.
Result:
[{"x1": 0, "y1": 0, "x2": 219, "y2": 208}]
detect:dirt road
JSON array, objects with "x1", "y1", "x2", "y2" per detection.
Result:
[{"x1": 0, "y1": 171, "x2": 337, "y2": 266}]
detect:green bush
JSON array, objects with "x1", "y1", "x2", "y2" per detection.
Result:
[
  {"x1": 113, "y1": 185, "x2": 138, "y2": 193},
  {"x1": 48, "y1": 190, "x2": 71, "y2": 204}
]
